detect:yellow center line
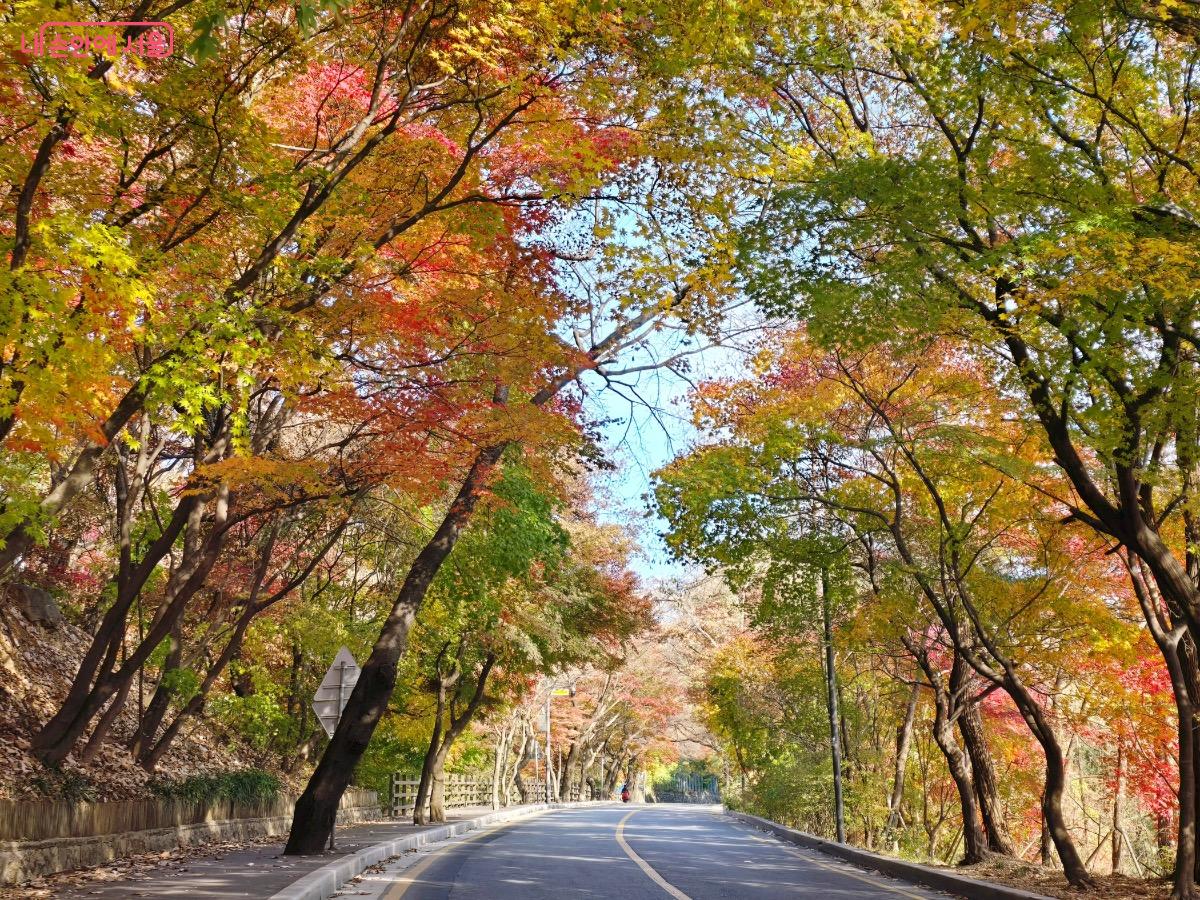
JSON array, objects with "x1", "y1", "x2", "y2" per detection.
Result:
[
  {"x1": 735, "y1": 823, "x2": 930, "y2": 900},
  {"x1": 615, "y1": 809, "x2": 693, "y2": 900},
  {"x1": 383, "y1": 811, "x2": 549, "y2": 900}
]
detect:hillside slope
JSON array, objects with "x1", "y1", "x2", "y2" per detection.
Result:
[{"x1": 0, "y1": 607, "x2": 270, "y2": 802}]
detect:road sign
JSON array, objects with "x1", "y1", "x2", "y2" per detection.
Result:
[
  {"x1": 551, "y1": 688, "x2": 571, "y2": 696},
  {"x1": 312, "y1": 647, "x2": 360, "y2": 739}
]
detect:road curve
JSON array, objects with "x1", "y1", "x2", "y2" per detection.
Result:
[{"x1": 367, "y1": 804, "x2": 958, "y2": 900}]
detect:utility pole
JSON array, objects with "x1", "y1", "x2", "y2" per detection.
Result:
[{"x1": 821, "y1": 566, "x2": 846, "y2": 843}]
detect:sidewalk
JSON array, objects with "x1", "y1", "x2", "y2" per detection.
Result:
[{"x1": 47, "y1": 807, "x2": 499, "y2": 899}]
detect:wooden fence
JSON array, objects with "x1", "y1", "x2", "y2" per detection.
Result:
[
  {"x1": 388, "y1": 774, "x2": 591, "y2": 817},
  {"x1": 0, "y1": 788, "x2": 379, "y2": 843}
]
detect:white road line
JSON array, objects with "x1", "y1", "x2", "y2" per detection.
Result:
[
  {"x1": 382, "y1": 812, "x2": 551, "y2": 900},
  {"x1": 616, "y1": 810, "x2": 693, "y2": 900}
]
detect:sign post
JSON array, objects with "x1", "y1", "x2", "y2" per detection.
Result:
[{"x1": 312, "y1": 647, "x2": 360, "y2": 851}]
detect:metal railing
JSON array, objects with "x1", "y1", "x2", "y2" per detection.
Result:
[
  {"x1": 387, "y1": 774, "x2": 595, "y2": 818},
  {"x1": 652, "y1": 774, "x2": 721, "y2": 804}
]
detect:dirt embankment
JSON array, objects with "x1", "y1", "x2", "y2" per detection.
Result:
[{"x1": 0, "y1": 606, "x2": 289, "y2": 802}]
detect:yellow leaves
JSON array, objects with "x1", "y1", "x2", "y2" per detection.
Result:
[{"x1": 194, "y1": 456, "x2": 326, "y2": 498}]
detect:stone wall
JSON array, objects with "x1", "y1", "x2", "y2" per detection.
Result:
[{"x1": 0, "y1": 788, "x2": 381, "y2": 884}]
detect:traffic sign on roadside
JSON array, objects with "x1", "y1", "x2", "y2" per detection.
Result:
[{"x1": 312, "y1": 647, "x2": 360, "y2": 739}]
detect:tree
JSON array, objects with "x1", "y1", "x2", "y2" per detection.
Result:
[
  {"x1": 657, "y1": 332, "x2": 1149, "y2": 879},
  {"x1": 661, "y1": 0, "x2": 1200, "y2": 889}
]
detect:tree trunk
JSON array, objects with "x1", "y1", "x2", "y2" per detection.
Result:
[
  {"x1": 79, "y1": 676, "x2": 131, "y2": 766},
  {"x1": 821, "y1": 567, "x2": 846, "y2": 843},
  {"x1": 604, "y1": 757, "x2": 623, "y2": 796},
  {"x1": 34, "y1": 467, "x2": 233, "y2": 767},
  {"x1": 959, "y1": 701, "x2": 1015, "y2": 856},
  {"x1": 1040, "y1": 805, "x2": 1054, "y2": 866},
  {"x1": 886, "y1": 683, "x2": 919, "y2": 835},
  {"x1": 948, "y1": 572, "x2": 1093, "y2": 884},
  {"x1": 139, "y1": 611, "x2": 257, "y2": 772},
  {"x1": 413, "y1": 674, "x2": 450, "y2": 826},
  {"x1": 1128, "y1": 559, "x2": 1197, "y2": 899},
  {"x1": 1112, "y1": 745, "x2": 1123, "y2": 875},
  {"x1": 513, "y1": 730, "x2": 531, "y2": 803},
  {"x1": 429, "y1": 750, "x2": 449, "y2": 823},
  {"x1": 629, "y1": 756, "x2": 644, "y2": 802},
  {"x1": 32, "y1": 492, "x2": 202, "y2": 762},
  {"x1": 128, "y1": 627, "x2": 183, "y2": 760},
  {"x1": 0, "y1": 393, "x2": 145, "y2": 578},
  {"x1": 930, "y1": 696, "x2": 986, "y2": 864},
  {"x1": 491, "y1": 726, "x2": 509, "y2": 810},
  {"x1": 285, "y1": 443, "x2": 507, "y2": 854},
  {"x1": 559, "y1": 740, "x2": 580, "y2": 802},
  {"x1": 912, "y1": 645, "x2": 987, "y2": 866},
  {"x1": 981, "y1": 668, "x2": 1091, "y2": 885},
  {"x1": 35, "y1": 546, "x2": 222, "y2": 766}
]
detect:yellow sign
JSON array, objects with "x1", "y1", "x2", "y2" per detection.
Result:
[{"x1": 551, "y1": 688, "x2": 571, "y2": 696}]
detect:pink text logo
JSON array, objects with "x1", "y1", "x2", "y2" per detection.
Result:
[{"x1": 20, "y1": 21, "x2": 174, "y2": 59}]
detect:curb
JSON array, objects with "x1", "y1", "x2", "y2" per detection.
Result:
[
  {"x1": 727, "y1": 811, "x2": 1057, "y2": 900},
  {"x1": 269, "y1": 802, "x2": 606, "y2": 900}
]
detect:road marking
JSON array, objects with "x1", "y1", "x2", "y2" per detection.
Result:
[
  {"x1": 615, "y1": 810, "x2": 693, "y2": 900},
  {"x1": 382, "y1": 812, "x2": 548, "y2": 900},
  {"x1": 736, "y1": 824, "x2": 930, "y2": 900}
]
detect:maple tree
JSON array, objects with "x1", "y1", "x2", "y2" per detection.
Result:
[
  {"x1": 657, "y1": 333, "x2": 1166, "y2": 883},
  {"x1": 3, "y1": 0, "x2": 745, "y2": 856},
  {"x1": 5, "y1": 0, "x2": 1198, "y2": 894}
]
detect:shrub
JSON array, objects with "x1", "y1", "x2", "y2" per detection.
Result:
[{"x1": 148, "y1": 770, "x2": 281, "y2": 805}]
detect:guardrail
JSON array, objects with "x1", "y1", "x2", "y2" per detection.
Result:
[
  {"x1": 652, "y1": 774, "x2": 720, "y2": 804},
  {"x1": 387, "y1": 774, "x2": 594, "y2": 818}
]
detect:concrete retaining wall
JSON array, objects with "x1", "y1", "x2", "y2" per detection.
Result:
[
  {"x1": 728, "y1": 811, "x2": 1056, "y2": 900},
  {"x1": 0, "y1": 789, "x2": 381, "y2": 884}
]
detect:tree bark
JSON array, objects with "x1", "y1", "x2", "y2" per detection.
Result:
[
  {"x1": 558, "y1": 739, "x2": 580, "y2": 802},
  {"x1": 128, "y1": 625, "x2": 183, "y2": 760},
  {"x1": 909, "y1": 642, "x2": 987, "y2": 865},
  {"x1": 958, "y1": 700, "x2": 1015, "y2": 856},
  {"x1": 1128, "y1": 558, "x2": 1197, "y2": 900},
  {"x1": 491, "y1": 725, "x2": 509, "y2": 809},
  {"x1": 1112, "y1": 745, "x2": 1123, "y2": 874},
  {"x1": 886, "y1": 683, "x2": 919, "y2": 836},
  {"x1": 413, "y1": 664, "x2": 452, "y2": 826},
  {"x1": 821, "y1": 567, "x2": 846, "y2": 843},
  {"x1": 79, "y1": 676, "x2": 132, "y2": 766},
  {"x1": 429, "y1": 750, "x2": 449, "y2": 822}
]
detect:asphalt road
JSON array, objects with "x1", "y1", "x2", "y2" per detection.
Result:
[{"x1": 363, "y1": 804, "x2": 957, "y2": 900}]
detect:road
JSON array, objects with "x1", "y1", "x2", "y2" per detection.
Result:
[{"x1": 360, "y1": 804, "x2": 956, "y2": 900}]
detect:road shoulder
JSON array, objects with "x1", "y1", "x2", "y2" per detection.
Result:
[{"x1": 727, "y1": 811, "x2": 1057, "y2": 900}]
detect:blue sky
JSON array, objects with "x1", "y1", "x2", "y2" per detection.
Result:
[{"x1": 579, "y1": 337, "x2": 754, "y2": 583}]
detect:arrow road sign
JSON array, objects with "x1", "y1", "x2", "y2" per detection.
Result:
[{"x1": 312, "y1": 647, "x2": 360, "y2": 739}]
